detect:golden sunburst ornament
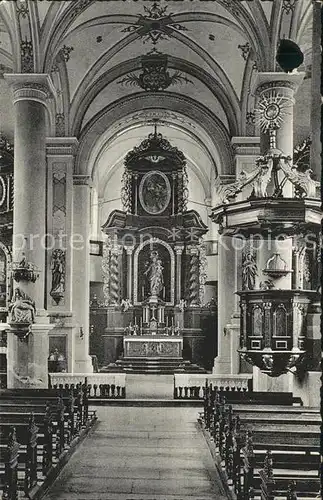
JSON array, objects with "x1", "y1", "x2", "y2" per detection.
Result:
[{"x1": 255, "y1": 91, "x2": 292, "y2": 131}]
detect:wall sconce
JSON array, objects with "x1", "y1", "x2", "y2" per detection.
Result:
[{"x1": 79, "y1": 326, "x2": 84, "y2": 339}]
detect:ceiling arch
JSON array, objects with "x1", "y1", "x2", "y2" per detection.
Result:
[
  {"x1": 41, "y1": 0, "x2": 267, "y2": 70},
  {"x1": 75, "y1": 92, "x2": 234, "y2": 180},
  {"x1": 71, "y1": 55, "x2": 240, "y2": 137},
  {"x1": 86, "y1": 117, "x2": 221, "y2": 194}
]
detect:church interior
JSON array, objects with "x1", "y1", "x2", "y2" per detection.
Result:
[{"x1": 0, "y1": 0, "x2": 321, "y2": 498}]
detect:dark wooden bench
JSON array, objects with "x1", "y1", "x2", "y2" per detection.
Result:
[
  {"x1": 199, "y1": 386, "x2": 320, "y2": 499},
  {"x1": 0, "y1": 386, "x2": 98, "y2": 499}
]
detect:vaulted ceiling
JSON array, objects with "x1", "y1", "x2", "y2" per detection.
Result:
[{"x1": 0, "y1": 0, "x2": 314, "y2": 203}]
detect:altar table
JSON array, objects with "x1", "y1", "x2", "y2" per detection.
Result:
[{"x1": 123, "y1": 335, "x2": 183, "y2": 358}]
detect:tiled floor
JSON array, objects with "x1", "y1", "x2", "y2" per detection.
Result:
[{"x1": 43, "y1": 406, "x2": 228, "y2": 500}]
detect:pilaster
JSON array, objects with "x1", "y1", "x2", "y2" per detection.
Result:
[{"x1": 72, "y1": 174, "x2": 93, "y2": 373}]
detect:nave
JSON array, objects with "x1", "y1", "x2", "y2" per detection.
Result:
[
  {"x1": 43, "y1": 405, "x2": 228, "y2": 500},
  {"x1": 0, "y1": 380, "x2": 320, "y2": 499}
]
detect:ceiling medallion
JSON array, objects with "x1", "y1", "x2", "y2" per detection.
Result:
[
  {"x1": 121, "y1": 2, "x2": 188, "y2": 45},
  {"x1": 118, "y1": 49, "x2": 192, "y2": 92},
  {"x1": 255, "y1": 91, "x2": 292, "y2": 132}
]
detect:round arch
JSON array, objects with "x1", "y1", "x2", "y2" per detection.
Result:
[{"x1": 75, "y1": 92, "x2": 234, "y2": 179}]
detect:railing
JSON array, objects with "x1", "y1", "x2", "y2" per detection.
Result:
[
  {"x1": 49, "y1": 373, "x2": 126, "y2": 399},
  {"x1": 174, "y1": 374, "x2": 253, "y2": 399}
]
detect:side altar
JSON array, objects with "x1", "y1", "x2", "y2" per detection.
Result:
[{"x1": 91, "y1": 125, "x2": 217, "y2": 373}]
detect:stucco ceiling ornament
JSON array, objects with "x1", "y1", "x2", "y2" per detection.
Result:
[
  {"x1": 118, "y1": 49, "x2": 192, "y2": 92},
  {"x1": 121, "y1": 2, "x2": 188, "y2": 45},
  {"x1": 282, "y1": 0, "x2": 298, "y2": 14}
]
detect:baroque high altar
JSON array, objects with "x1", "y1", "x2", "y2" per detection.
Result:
[{"x1": 92, "y1": 126, "x2": 214, "y2": 371}]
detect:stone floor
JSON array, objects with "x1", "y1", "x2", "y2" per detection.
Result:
[
  {"x1": 125, "y1": 374, "x2": 174, "y2": 399},
  {"x1": 43, "y1": 406, "x2": 228, "y2": 500}
]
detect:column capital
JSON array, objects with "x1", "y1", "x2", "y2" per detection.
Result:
[
  {"x1": 124, "y1": 246, "x2": 135, "y2": 255},
  {"x1": 252, "y1": 72, "x2": 305, "y2": 97},
  {"x1": 46, "y1": 137, "x2": 79, "y2": 157},
  {"x1": 73, "y1": 174, "x2": 92, "y2": 187},
  {"x1": 174, "y1": 245, "x2": 184, "y2": 255},
  {"x1": 4, "y1": 73, "x2": 57, "y2": 107}
]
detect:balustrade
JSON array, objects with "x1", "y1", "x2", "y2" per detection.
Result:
[
  {"x1": 174, "y1": 374, "x2": 252, "y2": 399},
  {"x1": 49, "y1": 373, "x2": 126, "y2": 399}
]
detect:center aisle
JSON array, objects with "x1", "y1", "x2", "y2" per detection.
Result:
[{"x1": 43, "y1": 406, "x2": 228, "y2": 500}]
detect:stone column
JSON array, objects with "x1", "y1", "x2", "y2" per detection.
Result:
[
  {"x1": 254, "y1": 72, "x2": 304, "y2": 193},
  {"x1": 174, "y1": 245, "x2": 184, "y2": 303},
  {"x1": 253, "y1": 72, "x2": 304, "y2": 289},
  {"x1": 125, "y1": 246, "x2": 134, "y2": 301},
  {"x1": 72, "y1": 175, "x2": 93, "y2": 373},
  {"x1": 4, "y1": 74, "x2": 56, "y2": 388},
  {"x1": 310, "y1": 1, "x2": 322, "y2": 179},
  {"x1": 251, "y1": 72, "x2": 313, "y2": 394},
  {"x1": 187, "y1": 246, "x2": 200, "y2": 306}
]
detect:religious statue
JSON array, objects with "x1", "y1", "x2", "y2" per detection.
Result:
[
  {"x1": 144, "y1": 250, "x2": 164, "y2": 297},
  {"x1": 50, "y1": 249, "x2": 65, "y2": 296},
  {"x1": 9, "y1": 287, "x2": 36, "y2": 324},
  {"x1": 242, "y1": 252, "x2": 258, "y2": 290},
  {"x1": 178, "y1": 298, "x2": 187, "y2": 312},
  {"x1": 251, "y1": 157, "x2": 273, "y2": 198},
  {"x1": 121, "y1": 298, "x2": 132, "y2": 312}
]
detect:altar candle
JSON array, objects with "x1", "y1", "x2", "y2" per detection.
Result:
[
  {"x1": 140, "y1": 317, "x2": 142, "y2": 330},
  {"x1": 171, "y1": 316, "x2": 174, "y2": 326},
  {"x1": 134, "y1": 316, "x2": 137, "y2": 326},
  {"x1": 166, "y1": 316, "x2": 168, "y2": 327}
]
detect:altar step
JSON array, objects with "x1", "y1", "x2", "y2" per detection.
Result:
[{"x1": 101, "y1": 357, "x2": 206, "y2": 374}]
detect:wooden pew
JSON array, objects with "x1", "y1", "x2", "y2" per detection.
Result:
[
  {"x1": 0, "y1": 416, "x2": 39, "y2": 499},
  {"x1": 199, "y1": 386, "x2": 320, "y2": 499},
  {"x1": 0, "y1": 386, "x2": 98, "y2": 499}
]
